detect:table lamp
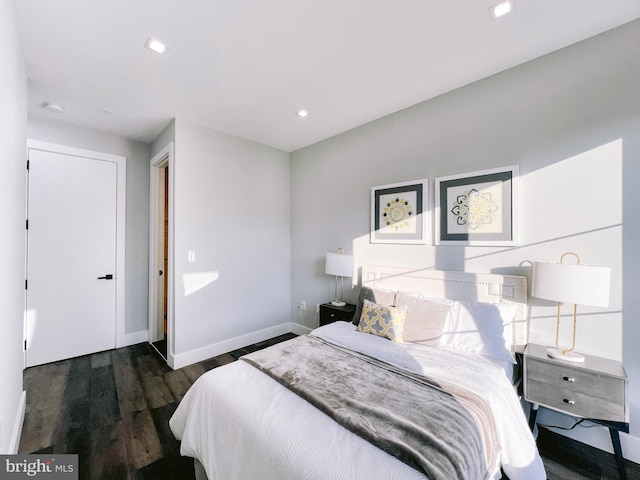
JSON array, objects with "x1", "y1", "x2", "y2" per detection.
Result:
[
  {"x1": 531, "y1": 252, "x2": 611, "y2": 362},
  {"x1": 325, "y1": 248, "x2": 354, "y2": 307}
]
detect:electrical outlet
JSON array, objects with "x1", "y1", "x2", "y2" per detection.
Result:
[{"x1": 300, "y1": 301, "x2": 306, "y2": 311}]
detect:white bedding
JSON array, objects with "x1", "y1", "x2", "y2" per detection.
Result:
[{"x1": 169, "y1": 322, "x2": 545, "y2": 480}]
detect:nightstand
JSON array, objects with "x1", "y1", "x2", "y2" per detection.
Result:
[
  {"x1": 524, "y1": 343, "x2": 629, "y2": 480},
  {"x1": 319, "y1": 303, "x2": 356, "y2": 326}
]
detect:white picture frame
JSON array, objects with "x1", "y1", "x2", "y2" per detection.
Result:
[
  {"x1": 370, "y1": 179, "x2": 429, "y2": 244},
  {"x1": 435, "y1": 166, "x2": 518, "y2": 246}
]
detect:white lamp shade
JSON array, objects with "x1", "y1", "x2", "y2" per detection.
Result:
[
  {"x1": 325, "y1": 253, "x2": 354, "y2": 277},
  {"x1": 532, "y1": 261, "x2": 611, "y2": 307}
]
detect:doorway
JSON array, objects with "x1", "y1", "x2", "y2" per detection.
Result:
[
  {"x1": 149, "y1": 143, "x2": 174, "y2": 364},
  {"x1": 25, "y1": 140, "x2": 126, "y2": 367}
]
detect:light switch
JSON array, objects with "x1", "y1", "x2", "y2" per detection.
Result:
[{"x1": 187, "y1": 251, "x2": 196, "y2": 262}]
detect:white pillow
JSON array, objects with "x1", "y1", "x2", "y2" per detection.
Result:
[
  {"x1": 439, "y1": 300, "x2": 518, "y2": 364},
  {"x1": 395, "y1": 291, "x2": 451, "y2": 347}
]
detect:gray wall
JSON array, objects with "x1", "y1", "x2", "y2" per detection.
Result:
[
  {"x1": 27, "y1": 118, "x2": 151, "y2": 336},
  {"x1": 166, "y1": 120, "x2": 292, "y2": 367},
  {"x1": 291, "y1": 19, "x2": 640, "y2": 459},
  {"x1": 151, "y1": 119, "x2": 175, "y2": 159},
  {"x1": 0, "y1": 0, "x2": 27, "y2": 453}
]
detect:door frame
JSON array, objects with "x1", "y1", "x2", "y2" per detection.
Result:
[
  {"x1": 25, "y1": 139, "x2": 127, "y2": 351},
  {"x1": 148, "y1": 142, "x2": 174, "y2": 365}
]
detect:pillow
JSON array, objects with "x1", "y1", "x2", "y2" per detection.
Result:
[
  {"x1": 352, "y1": 286, "x2": 396, "y2": 325},
  {"x1": 439, "y1": 300, "x2": 518, "y2": 364},
  {"x1": 395, "y1": 292, "x2": 451, "y2": 346},
  {"x1": 357, "y1": 299, "x2": 407, "y2": 342}
]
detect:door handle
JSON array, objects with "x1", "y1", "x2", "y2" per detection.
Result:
[{"x1": 97, "y1": 274, "x2": 114, "y2": 280}]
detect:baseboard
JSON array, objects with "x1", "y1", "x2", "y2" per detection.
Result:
[
  {"x1": 290, "y1": 322, "x2": 313, "y2": 336},
  {"x1": 537, "y1": 426, "x2": 640, "y2": 479},
  {"x1": 170, "y1": 323, "x2": 295, "y2": 370},
  {"x1": 8, "y1": 391, "x2": 26, "y2": 454}
]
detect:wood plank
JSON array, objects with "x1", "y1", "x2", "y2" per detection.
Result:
[
  {"x1": 134, "y1": 457, "x2": 194, "y2": 480},
  {"x1": 137, "y1": 353, "x2": 172, "y2": 378},
  {"x1": 149, "y1": 403, "x2": 182, "y2": 457},
  {"x1": 112, "y1": 349, "x2": 148, "y2": 414},
  {"x1": 162, "y1": 369, "x2": 192, "y2": 402},
  {"x1": 179, "y1": 363, "x2": 206, "y2": 384},
  {"x1": 90, "y1": 365, "x2": 121, "y2": 427},
  {"x1": 543, "y1": 456, "x2": 599, "y2": 480},
  {"x1": 55, "y1": 420, "x2": 91, "y2": 476},
  {"x1": 127, "y1": 409, "x2": 164, "y2": 470},
  {"x1": 19, "y1": 409, "x2": 54, "y2": 454},
  {"x1": 65, "y1": 356, "x2": 91, "y2": 402},
  {"x1": 91, "y1": 350, "x2": 113, "y2": 369},
  {"x1": 537, "y1": 426, "x2": 640, "y2": 480},
  {"x1": 89, "y1": 420, "x2": 132, "y2": 480},
  {"x1": 141, "y1": 374, "x2": 174, "y2": 410},
  {"x1": 212, "y1": 353, "x2": 235, "y2": 367},
  {"x1": 20, "y1": 360, "x2": 73, "y2": 453}
]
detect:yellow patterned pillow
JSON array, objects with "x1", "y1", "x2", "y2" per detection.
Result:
[{"x1": 357, "y1": 299, "x2": 407, "y2": 342}]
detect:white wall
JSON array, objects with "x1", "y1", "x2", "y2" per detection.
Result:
[
  {"x1": 168, "y1": 120, "x2": 292, "y2": 368},
  {"x1": 26, "y1": 118, "x2": 151, "y2": 337},
  {"x1": 291, "y1": 19, "x2": 640, "y2": 460},
  {"x1": 0, "y1": 0, "x2": 27, "y2": 453}
]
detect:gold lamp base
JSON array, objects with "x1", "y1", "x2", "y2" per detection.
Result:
[{"x1": 547, "y1": 347, "x2": 585, "y2": 363}]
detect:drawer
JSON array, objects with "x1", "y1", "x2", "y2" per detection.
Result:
[
  {"x1": 319, "y1": 305, "x2": 356, "y2": 326},
  {"x1": 320, "y1": 310, "x2": 339, "y2": 325},
  {"x1": 526, "y1": 378, "x2": 625, "y2": 422},
  {"x1": 526, "y1": 358, "x2": 625, "y2": 404}
]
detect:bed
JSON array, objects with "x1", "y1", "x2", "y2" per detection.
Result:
[{"x1": 169, "y1": 266, "x2": 546, "y2": 480}]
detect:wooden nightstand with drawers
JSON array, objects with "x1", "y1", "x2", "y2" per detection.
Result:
[
  {"x1": 524, "y1": 343, "x2": 629, "y2": 479},
  {"x1": 319, "y1": 303, "x2": 356, "y2": 326}
]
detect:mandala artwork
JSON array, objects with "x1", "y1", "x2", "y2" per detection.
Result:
[
  {"x1": 383, "y1": 197, "x2": 413, "y2": 230},
  {"x1": 371, "y1": 180, "x2": 426, "y2": 244},
  {"x1": 450, "y1": 188, "x2": 499, "y2": 230}
]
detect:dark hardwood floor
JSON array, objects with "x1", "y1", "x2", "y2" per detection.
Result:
[
  {"x1": 19, "y1": 334, "x2": 296, "y2": 480},
  {"x1": 19, "y1": 334, "x2": 626, "y2": 480}
]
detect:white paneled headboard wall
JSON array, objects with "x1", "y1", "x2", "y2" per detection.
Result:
[{"x1": 360, "y1": 265, "x2": 529, "y2": 348}]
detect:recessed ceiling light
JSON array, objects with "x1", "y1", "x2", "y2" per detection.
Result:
[
  {"x1": 43, "y1": 102, "x2": 64, "y2": 113},
  {"x1": 489, "y1": 0, "x2": 515, "y2": 19},
  {"x1": 144, "y1": 37, "x2": 167, "y2": 55},
  {"x1": 296, "y1": 109, "x2": 309, "y2": 118}
]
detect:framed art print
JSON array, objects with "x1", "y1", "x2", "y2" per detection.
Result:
[
  {"x1": 435, "y1": 166, "x2": 518, "y2": 246},
  {"x1": 370, "y1": 179, "x2": 428, "y2": 244}
]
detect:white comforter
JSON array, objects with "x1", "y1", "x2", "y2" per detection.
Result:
[{"x1": 169, "y1": 322, "x2": 546, "y2": 480}]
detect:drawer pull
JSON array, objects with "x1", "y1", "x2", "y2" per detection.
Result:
[
  {"x1": 562, "y1": 376, "x2": 576, "y2": 383},
  {"x1": 563, "y1": 399, "x2": 576, "y2": 405}
]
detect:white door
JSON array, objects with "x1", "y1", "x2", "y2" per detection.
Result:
[{"x1": 26, "y1": 148, "x2": 119, "y2": 367}]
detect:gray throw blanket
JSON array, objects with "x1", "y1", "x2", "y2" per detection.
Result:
[{"x1": 241, "y1": 335, "x2": 499, "y2": 480}]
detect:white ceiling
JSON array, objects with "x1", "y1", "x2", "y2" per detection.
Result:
[{"x1": 15, "y1": 0, "x2": 640, "y2": 152}]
